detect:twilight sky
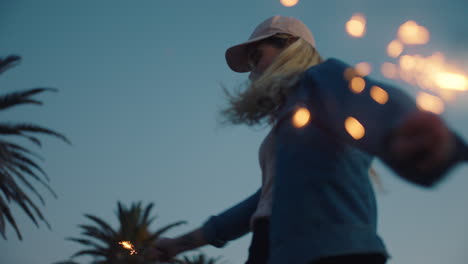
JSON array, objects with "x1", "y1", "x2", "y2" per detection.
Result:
[{"x1": 1, "y1": 1, "x2": 468, "y2": 263}]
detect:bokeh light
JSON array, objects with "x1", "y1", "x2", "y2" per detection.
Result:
[
  {"x1": 355, "y1": 62, "x2": 372, "y2": 76},
  {"x1": 292, "y1": 107, "x2": 311, "y2": 128},
  {"x1": 397, "y1": 20, "x2": 430, "y2": 45},
  {"x1": 370, "y1": 86, "x2": 389, "y2": 105},
  {"x1": 345, "y1": 117, "x2": 366, "y2": 140},
  {"x1": 416, "y1": 92, "x2": 445, "y2": 114},
  {"x1": 387, "y1": 39, "x2": 404, "y2": 58},
  {"x1": 346, "y1": 13, "x2": 366, "y2": 38},
  {"x1": 435, "y1": 72, "x2": 468, "y2": 91},
  {"x1": 350, "y1": 77, "x2": 366, "y2": 93},
  {"x1": 280, "y1": 0, "x2": 299, "y2": 7}
]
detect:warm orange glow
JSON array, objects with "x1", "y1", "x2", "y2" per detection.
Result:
[
  {"x1": 280, "y1": 0, "x2": 299, "y2": 7},
  {"x1": 355, "y1": 62, "x2": 372, "y2": 76},
  {"x1": 416, "y1": 92, "x2": 445, "y2": 114},
  {"x1": 350, "y1": 77, "x2": 366, "y2": 93},
  {"x1": 381, "y1": 62, "x2": 398, "y2": 79},
  {"x1": 119, "y1": 241, "x2": 138, "y2": 255},
  {"x1": 292, "y1": 107, "x2": 311, "y2": 128},
  {"x1": 345, "y1": 117, "x2": 365, "y2": 140},
  {"x1": 370, "y1": 86, "x2": 389, "y2": 105},
  {"x1": 399, "y1": 55, "x2": 416, "y2": 72},
  {"x1": 397, "y1": 20, "x2": 430, "y2": 45},
  {"x1": 346, "y1": 14, "x2": 366, "y2": 38},
  {"x1": 387, "y1": 39, "x2": 404, "y2": 58},
  {"x1": 435, "y1": 72, "x2": 468, "y2": 91}
]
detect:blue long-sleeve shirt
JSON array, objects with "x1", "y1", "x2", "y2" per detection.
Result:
[{"x1": 201, "y1": 58, "x2": 468, "y2": 264}]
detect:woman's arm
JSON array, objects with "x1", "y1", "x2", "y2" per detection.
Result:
[
  {"x1": 201, "y1": 188, "x2": 261, "y2": 247},
  {"x1": 145, "y1": 189, "x2": 262, "y2": 262},
  {"x1": 299, "y1": 58, "x2": 468, "y2": 187}
]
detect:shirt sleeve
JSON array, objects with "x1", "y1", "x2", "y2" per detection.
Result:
[
  {"x1": 201, "y1": 188, "x2": 261, "y2": 248},
  {"x1": 299, "y1": 58, "x2": 468, "y2": 187}
]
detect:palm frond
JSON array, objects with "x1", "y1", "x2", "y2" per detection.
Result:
[
  {"x1": 0, "y1": 194, "x2": 22, "y2": 240},
  {"x1": 0, "y1": 55, "x2": 69, "y2": 240},
  {"x1": 0, "y1": 55, "x2": 20, "y2": 74},
  {"x1": 0, "y1": 87, "x2": 58, "y2": 111}
]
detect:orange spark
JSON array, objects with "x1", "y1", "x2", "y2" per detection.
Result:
[
  {"x1": 346, "y1": 13, "x2": 366, "y2": 38},
  {"x1": 387, "y1": 39, "x2": 404, "y2": 58},
  {"x1": 119, "y1": 241, "x2": 138, "y2": 255},
  {"x1": 355, "y1": 62, "x2": 372, "y2": 76},
  {"x1": 416, "y1": 92, "x2": 445, "y2": 114},
  {"x1": 370, "y1": 86, "x2": 389, "y2": 105},
  {"x1": 434, "y1": 72, "x2": 468, "y2": 91},
  {"x1": 345, "y1": 117, "x2": 365, "y2": 140},
  {"x1": 397, "y1": 20, "x2": 430, "y2": 45},
  {"x1": 280, "y1": 0, "x2": 299, "y2": 7},
  {"x1": 292, "y1": 107, "x2": 311, "y2": 128},
  {"x1": 350, "y1": 77, "x2": 366, "y2": 94}
]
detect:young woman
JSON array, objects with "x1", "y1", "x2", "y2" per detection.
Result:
[{"x1": 146, "y1": 16, "x2": 467, "y2": 264}]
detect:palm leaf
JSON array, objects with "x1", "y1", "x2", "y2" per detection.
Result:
[
  {"x1": 0, "y1": 87, "x2": 58, "y2": 110},
  {"x1": 0, "y1": 55, "x2": 69, "y2": 240},
  {"x1": 0, "y1": 55, "x2": 20, "y2": 74}
]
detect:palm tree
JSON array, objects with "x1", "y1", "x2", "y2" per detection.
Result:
[
  {"x1": 0, "y1": 55, "x2": 70, "y2": 240},
  {"x1": 56, "y1": 201, "x2": 187, "y2": 264}
]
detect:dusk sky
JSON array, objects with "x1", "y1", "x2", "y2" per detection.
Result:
[{"x1": 1, "y1": 1, "x2": 468, "y2": 263}]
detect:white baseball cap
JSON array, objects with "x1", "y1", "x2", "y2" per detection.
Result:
[{"x1": 225, "y1": 16, "x2": 316, "y2": 73}]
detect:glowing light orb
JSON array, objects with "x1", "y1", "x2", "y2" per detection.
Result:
[
  {"x1": 416, "y1": 92, "x2": 445, "y2": 114},
  {"x1": 292, "y1": 107, "x2": 311, "y2": 128},
  {"x1": 346, "y1": 14, "x2": 366, "y2": 38},
  {"x1": 350, "y1": 77, "x2": 366, "y2": 94},
  {"x1": 370, "y1": 86, "x2": 389, "y2": 105},
  {"x1": 399, "y1": 55, "x2": 417, "y2": 72},
  {"x1": 435, "y1": 72, "x2": 468, "y2": 91},
  {"x1": 280, "y1": 0, "x2": 299, "y2": 7},
  {"x1": 387, "y1": 39, "x2": 404, "y2": 58},
  {"x1": 397, "y1": 20, "x2": 430, "y2": 45},
  {"x1": 345, "y1": 117, "x2": 365, "y2": 140},
  {"x1": 355, "y1": 62, "x2": 372, "y2": 76}
]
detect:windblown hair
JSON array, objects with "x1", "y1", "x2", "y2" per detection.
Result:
[{"x1": 219, "y1": 34, "x2": 323, "y2": 127}]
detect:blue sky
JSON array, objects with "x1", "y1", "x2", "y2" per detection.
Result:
[{"x1": 1, "y1": 1, "x2": 468, "y2": 263}]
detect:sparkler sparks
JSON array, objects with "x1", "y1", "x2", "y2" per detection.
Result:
[
  {"x1": 292, "y1": 107, "x2": 311, "y2": 128},
  {"x1": 119, "y1": 241, "x2": 138, "y2": 255},
  {"x1": 345, "y1": 117, "x2": 365, "y2": 140},
  {"x1": 280, "y1": 0, "x2": 299, "y2": 7},
  {"x1": 387, "y1": 40, "x2": 404, "y2": 58},
  {"x1": 346, "y1": 13, "x2": 366, "y2": 38},
  {"x1": 397, "y1": 20, "x2": 430, "y2": 45},
  {"x1": 350, "y1": 77, "x2": 366, "y2": 94}
]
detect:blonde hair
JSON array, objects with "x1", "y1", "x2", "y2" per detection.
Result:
[{"x1": 219, "y1": 34, "x2": 323, "y2": 127}]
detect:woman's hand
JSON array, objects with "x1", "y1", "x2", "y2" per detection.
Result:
[{"x1": 389, "y1": 110, "x2": 456, "y2": 173}]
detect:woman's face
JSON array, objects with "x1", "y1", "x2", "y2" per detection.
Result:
[{"x1": 247, "y1": 42, "x2": 286, "y2": 81}]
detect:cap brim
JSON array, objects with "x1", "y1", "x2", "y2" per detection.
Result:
[{"x1": 225, "y1": 32, "x2": 279, "y2": 73}]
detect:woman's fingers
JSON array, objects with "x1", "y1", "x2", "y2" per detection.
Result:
[{"x1": 390, "y1": 110, "x2": 455, "y2": 172}]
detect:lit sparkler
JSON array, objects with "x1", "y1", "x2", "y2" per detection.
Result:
[{"x1": 119, "y1": 241, "x2": 138, "y2": 255}]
